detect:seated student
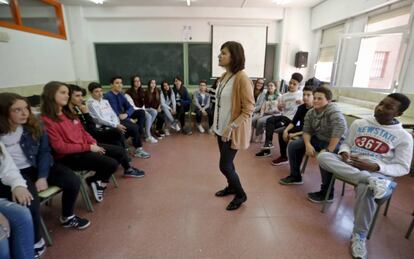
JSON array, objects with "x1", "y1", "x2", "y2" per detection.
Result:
[
  {"x1": 193, "y1": 80, "x2": 211, "y2": 133},
  {"x1": 253, "y1": 78, "x2": 266, "y2": 115},
  {"x1": 207, "y1": 78, "x2": 219, "y2": 134},
  {"x1": 279, "y1": 87, "x2": 347, "y2": 194},
  {"x1": 144, "y1": 79, "x2": 165, "y2": 139},
  {"x1": 261, "y1": 73, "x2": 304, "y2": 149},
  {"x1": 125, "y1": 76, "x2": 158, "y2": 144},
  {"x1": 160, "y1": 80, "x2": 180, "y2": 135},
  {"x1": 172, "y1": 76, "x2": 192, "y2": 135},
  {"x1": 41, "y1": 81, "x2": 124, "y2": 202},
  {"x1": 67, "y1": 84, "x2": 145, "y2": 178},
  {"x1": 256, "y1": 83, "x2": 314, "y2": 159},
  {"x1": 104, "y1": 76, "x2": 150, "y2": 159},
  {"x1": 0, "y1": 142, "x2": 35, "y2": 259},
  {"x1": 317, "y1": 93, "x2": 412, "y2": 259},
  {"x1": 251, "y1": 81, "x2": 280, "y2": 143},
  {"x1": 0, "y1": 93, "x2": 91, "y2": 257}
]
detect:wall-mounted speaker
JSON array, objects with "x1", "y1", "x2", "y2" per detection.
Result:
[{"x1": 295, "y1": 51, "x2": 308, "y2": 68}]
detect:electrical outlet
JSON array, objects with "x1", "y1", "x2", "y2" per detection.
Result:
[{"x1": 0, "y1": 31, "x2": 10, "y2": 42}]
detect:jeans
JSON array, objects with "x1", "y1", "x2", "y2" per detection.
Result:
[
  {"x1": 217, "y1": 136, "x2": 245, "y2": 197},
  {"x1": 145, "y1": 108, "x2": 158, "y2": 138},
  {"x1": 0, "y1": 199, "x2": 35, "y2": 259}
]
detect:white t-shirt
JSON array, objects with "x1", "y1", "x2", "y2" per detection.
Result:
[
  {"x1": 200, "y1": 93, "x2": 206, "y2": 106},
  {"x1": 213, "y1": 76, "x2": 235, "y2": 136},
  {"x1": 0, "y1": 126, "x2": 31, "y2": 170},
  {"x1": 278, "y1": 90, "x2": 303, "y2": 120}
]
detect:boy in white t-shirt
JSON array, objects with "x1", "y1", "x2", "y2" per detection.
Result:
[
  {"x1": 317, "y1": 93, "x2": 413, "y2": 259},
  {"x1": 261, "y1": 73, "x2": 303, "y2": 150}
]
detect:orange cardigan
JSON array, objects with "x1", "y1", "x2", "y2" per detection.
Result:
[{"x1": 227, "y1": 70, "x2": 255, "y2": 150}]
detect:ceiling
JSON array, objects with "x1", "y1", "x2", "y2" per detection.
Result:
[{"x1": 59, "y1": 0, "x2": 326, "y2": 8}]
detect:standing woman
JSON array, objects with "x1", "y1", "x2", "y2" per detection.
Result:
[{"x1": 213, "y1": 41, "x2": 255, "y2": 211}]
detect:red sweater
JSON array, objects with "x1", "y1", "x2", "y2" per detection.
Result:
[{"x1": 42, "y1": 114, "x2": 96, "y2": 159}]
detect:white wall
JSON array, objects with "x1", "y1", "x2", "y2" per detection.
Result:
[
  {"x1": 0, "y1": 26, "x2": 76, "y2": 88},
  {"x1": 278, "y1": 8, "x2": 313, "y2": 81}
]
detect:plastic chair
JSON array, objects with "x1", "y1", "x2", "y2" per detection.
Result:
[
  {"x1": 405, "y1": 210, "x2": 414, "y2": 239},
  {"x1": 38, "y1": 186, "x2": 63, "y2": 246}
]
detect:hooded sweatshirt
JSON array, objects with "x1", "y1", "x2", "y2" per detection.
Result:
[
  {"x1": 339, "y1": 116, "x2": 413, "y2": 177},
  {"x1": 303, "y1": 102, "x2": 347, "y2": 142}
]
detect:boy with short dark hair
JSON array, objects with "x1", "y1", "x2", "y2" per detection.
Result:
[{"x1": 317, "y1": 93, "x2": 413, "y2": 259}]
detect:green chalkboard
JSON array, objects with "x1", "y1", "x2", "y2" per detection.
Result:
[
  {"x1": 188, "y1": 43, "x2": 213, "y2": 85},
  {"x1": 95, "y1": 43, "x2": 184, "y2": 85}
]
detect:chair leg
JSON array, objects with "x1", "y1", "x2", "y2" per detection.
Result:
[
  {"x1": 79, "y1": 178, "x2": 94, "y2": 212},
  {"x1": 111, "y1": 174, "x2": 119, "y2": 188},
  {"x1": 367, "y1": 202, "x2": 383, "y2": 240},
  {"x1": 300, "y1": 156, "x2": 309, "y2": 175},
  {"x1": 321, "y1": 175, "x2": 335, "y2": 213},
  {"x1": 341, "y1": 182, "x2": 346, "y2": 196},
  {"x1": 405, "y1": 211, "x2": 414, "y2": 239},
  {"x1": 40, "y1": 216, "x2": 53, "y2": 246},
  {"x1": 383, "y1": 194, "x2": 392, "y2": 216}
]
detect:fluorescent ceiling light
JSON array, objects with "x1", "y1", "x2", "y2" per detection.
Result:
[
  {"x1": 90, "y1": 0, "x2": 104, "y2": 4},
  {"x1": 186, "y1": 0, "x2": 191, "y2": 7},
  {"x1": 272, "y1": 0, "x2": 290, "y2": 5},
  {"x1": 0, "y1": 0, "x2": 9, "y2": 5}
]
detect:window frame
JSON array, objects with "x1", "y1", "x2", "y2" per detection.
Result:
[{"x1": 0, "y1": 0, "x2": 66, "y2": 40}]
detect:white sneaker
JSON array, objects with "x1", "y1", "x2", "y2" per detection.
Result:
[
  {"x1": 351, "y1": 233, "x2": 367, "y2": 259},
  {"x1": 164, "y1": 129, "x2": 170, "y2": 136},
  {"x1": 145, "y1": 136, "x2": 158, "y2": 144},
  {"x1": 197, "y1": 124, "x2": 205, "y2": 133},
  {"x1": 368, "y1": 177, "x2": 396, "y2": 200},
  {"x1": 171, "y1": 122, "x2": 181, "y2": 132}
]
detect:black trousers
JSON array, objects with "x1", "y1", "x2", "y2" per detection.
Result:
[
  {"x1": 57, "y1": 144, "x2": 126, "y2": 184},
  {"x1": 121, "y1": 119, "x2": 143, "y2": 148},
  {"x1": 209, "y1": 103, "x2": 215, "y2": 127},
  {"x1": 265, "y1": 115, "x2": 292, "y2": 143},
  {"x1": 91, "y1": 126, "x2": 126, "y2": 149},
  {"x1": 155, "y1": 112, "x2": 165, "y2": 131},
  {"x1": 130, "y1": 110, "x2": 146, "y2": 136},
  {"x1": 217, "y1": 136, "x2": 245, "y2": 197},
  {"x1": 195, "y1": 107, "x2": 212, "y2": 124},
  {"x1": 176, "y1": 104, "x2": 190, "y2": 127},
  {"x1": 278, "y1": 126, "x2": 301, "y2": 158}
]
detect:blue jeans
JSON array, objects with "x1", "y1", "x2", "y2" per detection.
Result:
[
  {"x1": 144, "y1": 108, "x2": 158, "y2": 138},
  {"x1": 287, "y1": 136, "x2": 340, "y2": 192},
  {"x1": 0, "y1": 199, "x2": 35, "y2": 259}
]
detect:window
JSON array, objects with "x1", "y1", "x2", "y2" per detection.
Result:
[
  {"x1": 314, "y1": 24, "x2": 345, "y2": 82},
  {"x1": 0, "y1": 0, "x2": 66, "y2": 39},
  {"x1": 332, "y1": 5, "x2": 411, "y2": 90}
]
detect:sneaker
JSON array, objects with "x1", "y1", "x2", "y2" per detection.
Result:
[
  {"x1": 279, "y1": 176, "x2": 304, "y2": 185},
  {"x1": 271, "y1": 156, "x2": 289, "y2": 166},
  {"x1": 60, "y1": 215, "x2": 91, "y2": 230},
  {"x1": 182, "y1": 127, "x2": 192, "y2": 135},
  {"x1": 262, "y1": 142, "x2": 274, "y2": 149},
  {"x1": 134, "y1": 148, "x2": 151, "y2": 159},
  {"x1": 153, "y1": 131, "x2": 163, "y2": 139},
  {"x1": 90, "y1": 181, "x2": 106, "y2": 202},
  {"x1": 255, "y1": 150, "x2": 271, "y2": 157},
  {"x1": 164, "y1": 129, "x2": 170, "y2": 136},
  {"x1": 124, "y1": 167, "x2": 145, "y2": 178},
  {"x1": 145, "y1": 136, "x2": 158, "y2": 144},
  {"x1": 171, "y1": 121, "x2": 181, "y2": 131},
  {"x1": 307, "y1": 191, "x2": 333, "y2": 203},
  {"x1": 158, "y1": 130, "x2": 166, "y2": 137},
  {"x1": 351, "y1": 233, "x2": 367, "y2": 259},
  {"x1": 368, "y1": 177, "x2": 397, "y2": 200},
  {"x1": 197, "y1": 124, "x2": 205, "y2": 133},
  {"x1": 34, "y1": 238, "x2": 46, "y2": 258}
]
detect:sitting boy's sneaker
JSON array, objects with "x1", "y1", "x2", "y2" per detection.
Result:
[
  {"x1": 34, "y1": 238, "x2": 46, "y2": 258},
  {"x1": 91, "y1": 181, "x2": 106, "y2": 202},
  {"x1": 279, "y1": 176, "x2": 303, "y2": 185},
  {"x1": 255, "y1": 150, "x2": 271, "y2": 157},
  {"x1": 171, "y1": 121, "x2": 181, "y2": 131},
  {"x1": 135, "y1": 148, "x2": 151, "y2": 159},
  {"x1": 271, "y1": 156, "x2": 289, "y2": 166},
  {"x1": 262, "y1": 142, "x2": 274, "y2": 149},
  {"x1": 145, "y1": 136, "x2": 158, "y2": 144},
  {"x1": 307, "y1": 191, "x2": 333, "y2": 203},
  {"x1": 60, "y1": 215, "x2": 91, "y2": 230},
  {"x1": 153, "y1": 131, "x2": 163, "y2": 139},
  {"x1": 197, "y1": 124, "x2": 205, "y2": 133},
  {"x1": 368, "y1": 177, "x2": 397, "y2": 200},
  {"x1": 351, "y1": 233, "x2": 367, "y2": 259},
  {"x1": 124, "y1": 167, "x2": 145, "y2": 178}
]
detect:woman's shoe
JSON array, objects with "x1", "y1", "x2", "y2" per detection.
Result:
[
  {"x1": 215, "y1": 187, "x2": 236, "y2": 197},
  {"x1": 226, "y1": 194, "x2": 247, "y2": 210}
]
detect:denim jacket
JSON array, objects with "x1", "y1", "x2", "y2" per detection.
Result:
[{"x1": 20, "y1": 126, "x2": 53, "y2": 179}]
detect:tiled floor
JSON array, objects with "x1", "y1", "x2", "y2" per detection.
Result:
[{"x1": 42, "y1": 132, "x2": 414, "y2": 259}]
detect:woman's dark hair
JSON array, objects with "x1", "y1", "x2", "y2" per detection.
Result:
[
  {"x1": 146, "y1": 79, "x2": 160, "y2": 104},
  {"x1": 161, "y1": 80, "x2": 172, "y2": 99},
  {"x1": 212, "y1": 78, "x2": 220, "y2": 89},
  {"x1": 313, "y1": 86, "x2": 333, "y2": 101},
  {"x1": 126, "y1": 75, "x2": 144, "y2": 105},
  {"x1": 0, "y1": 93, "x2": 42, "y2": 140},
  {"x1": 220, "y1": 41, "x2": 245, "y2": 74},
  {"x1": 41, "y1": 81, "x2": 75, "y2": 122},
  {"x1": 388, "y1": 93, "x2": 411, "y2": 113},
  {"x1": 173, "y1": 76, "x2": 185, "y2": 96},
  {"x1": 88, "y1": 82, "x2": 102, "y2": 93}
]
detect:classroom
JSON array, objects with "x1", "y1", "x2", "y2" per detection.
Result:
[{"x1": 0, "y1": 0, "x2": 414, "y2": 258}]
